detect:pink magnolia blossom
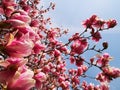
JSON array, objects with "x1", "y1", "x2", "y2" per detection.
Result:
[
  {"x1": 82, "y1": 15, "x2": 106, "y2": 30},
  {"x1": 4, "y1": 6, "x2": 14, "y2": 17},
  {"x1": 11, "y1": 13, "x2": 31, "y2": 23},
  {"x1": 5, "y1": 34, "x2": 34, "y2": 57},
  {"x1": 82, "y1": 81, "x2": 109, "y2": 90},
  {"x1": 81, "y1": 81, "x2": 88, "y2": 90},
  {"x1": 2, "y1": 0, "x2": 17, "y2": 17},
  {"x1": 0, "y1": 58, "x2": 27, "y2": 83},
  {"x1": 106, "y1": 19, "x2": 117, "y2": 28},
  {"x1": 96, "y1": 72, "x2": 111, "y2": 83},
  {"x1": 2, "y1": 0, "x2": 16, "y2": 6},
  {"x1": 69, "y1": 69, "x2": 77, "y2": 75},
  {"x1": 60, "y1": 81, "x2": 70, "y2": 90},
  {"x1": 69, "y1": 33, "x2": 80, "y2": 41},
  {"x1": 71, "y1": 76, "x2": 80, "y2": 85},
  {"x1": 70, "y1": 56, "x2": 75, "y2": 64},
  {"x1": 93, "y1": 19, "x2": 105, "y2": 29},
  {"x1": 5, "y1": 19, "x2": 35, "y2": 35},
  {"x1": 53, "y1": 49, "x2": 61, "y2": 57},
  {"x1": 7, "y1": 68, "x2": 35, "y2": 90},
  {"x1": 99, "y1": 83, "x2": 109, "y2": 90},
  {"x1": 16, "y1": 25, "x2": 39, "y2": 41},
  {"x1": 87, "y1": 83, "x2": 95, "y2": 90},
  {"x1": 77, "y1": 67, "x2": 83, "y2": 76},
  {"x1": 34, "y1": 71, "x2": 47, "y2": 89},
  {"x1": 5, "y1": 18, "x2": 39, "y2": 41},
  {"x1": 71, "y1": 39, "x2": 88, "y2": 55},
  {"x1": 75, "y1": 57, "x2": 84, "y2": 67},
  {"x1": 19, "y1": 1, "x2": 31, "y2": 12},
  {"x1": 96, "y1": 53, "x2": 112, "y2": 67},
  {"x1": 56, "y1": 62, "x2": 66, "y2": 73},
  {"x1": 33, "y1": 42, "x2": 45, "y2": 54},
  {"x1": 5, "y1": 19, "x2": 39, "y2": 41},
  {"x1": 34, "y1": 72, "x2": 47, "y2": 82},
  {"x1": 82, "y1": 15, "x2": 97, "y2": 28},
  {"x1": 91, "y1": 31, "x2": 102, "y2": 42},
  {"x1": 58, "y1": 76, "x2": 65, "y2": 83},
  {"x1": 42, "y1": 65, "x2": 51, "y2": 73},
  {"x1": 102, "y1": 66, "x2": 120, "y2": 78},
  {"x1": 30, "y1": 19, "x2": 39, "y2": 27}
]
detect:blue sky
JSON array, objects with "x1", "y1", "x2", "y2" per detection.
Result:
[
  {"x1": 43, "y1": 0, "x2": 120, "y2": 90},
  {"x1": 44, "y1": 0, "x2": 120, "y2": 33}
]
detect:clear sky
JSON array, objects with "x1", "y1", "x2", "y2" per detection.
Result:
[
  {"x1": 44, "y1": 0, "x2": 120, "y2": 33},
  {"x1": 43, "y1": 0, "x2": 120, "y2": 90}
]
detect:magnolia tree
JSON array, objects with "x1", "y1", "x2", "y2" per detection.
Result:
[{"x1": 0, "y1": 0, "x2": 120, "y2": 90}]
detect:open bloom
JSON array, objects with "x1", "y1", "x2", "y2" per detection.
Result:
[
  {"x1": 82, "y1": 15, "x2": 97, "y2": 28},
  {"x1": 5, "y1": 18, "x2": 39, "y2": 41},
  {"x1": 102, "y1": 66, "x2": 120, "y2": 78},
  {"x1": 93, "y1": 19, "x2": 105, "y2": 29},
  {"x1": 7, "y1": 68, "x2": 35, "y2": 90},
  {"x1": 0, "y1": 58, "x2": 27, "y2": 83},
  {"x1": 96, "y1": 53, "x2": 112, "y2": 67},
  {"x1": 71, "y1": 39, "x2": 88, "y2": 55},
  {"x1": 5, "y1": 34, "x2": 34, "y2": 57}
]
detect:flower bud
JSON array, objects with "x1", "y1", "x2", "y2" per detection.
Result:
[{"x1": 102, "y1": 42, "x2": 108, "y2": 49}]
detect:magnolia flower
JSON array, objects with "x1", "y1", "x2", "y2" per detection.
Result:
[
  {"x1": 82, "y1": 15, "x2": 97, "y2": 28},
  {"x1": 6, "y1": 18, "x2": 39, "y2": 41},
  {"x1": 93, "y1": 19, "x2": 105, "y2": 29},
  {"x1": 91, "y1": 31, "x2": 102, "y2": 42},
  {"x1": 106, "y1": 19, "x2": 117, "y2": 28},
  {"x1": 34, "y1": 72, "x2": 47, "y2": 82},
  {"x1": 7, "y1": 68, "x2": 35, "y2": 90},
  {"x1": 70, "y1": 39, "x2": 88, "y2": 55},
  {"x1": 2, "y1": 0, "x2": 17, "y2": 17},
  {"x1": 11, "y1": 13, "x2": 31, "y2": 23},
  {"x1": 0, "y1": 58, "x2": 27, "y2": 83},
  {"x1": 33, "y1": 42, "x2": 45, "y2": 54},
  {"x1": 5, "y1": 33, "x2": 34, "y2": 57},
  {"x1": 15, "y1": 25, "x2": 38, "y2": 40},
  {"x1": 102, "y1": 66, "x2": 120, "y2": 78},
  {"x1": 96, "y1": 72, "x2": 110, "y2": 83},
  {"x1": 30, "y1": 19, "x2": 40, "y2": 27},
  {"x1": 34, "y1": 71, "x2": 47, "y2": 89},
  {"x1": 60, "y1": 81, "x2": 70, "y2": 89},
  {"x1": 96, "y1": 53, "x2": 112, "y2": 67}
]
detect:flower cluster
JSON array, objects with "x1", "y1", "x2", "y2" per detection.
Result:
[
  {"x1": 82, "y1": 15, "x2": 117, "y2": 29},
  {"x1": 82, "y1": 15, "x2": 117, "y2": 42},
  {"x1": 0, "y1": 0, "x2": 120, "y2": 90}
]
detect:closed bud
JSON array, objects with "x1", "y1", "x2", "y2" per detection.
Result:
[{"x1": 102, "y1": 42, "x2": 108, "y2": 49}]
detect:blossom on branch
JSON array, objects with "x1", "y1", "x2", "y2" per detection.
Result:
[{"x1": 0, "y1": 0, "x2": 119, "y2": 90}]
